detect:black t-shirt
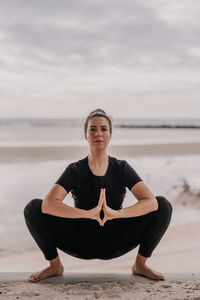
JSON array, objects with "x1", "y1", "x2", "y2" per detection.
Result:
[{"x1": 55, "y1": 155, "x2": 143, "y2": 211}]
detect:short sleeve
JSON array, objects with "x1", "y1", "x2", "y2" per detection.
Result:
[
  {"x1": 123, "y1": 160, "x2": 143, "y2": 190},
  {"x1": 55, "y1": 163, "x2": 77, "y2": 193}
]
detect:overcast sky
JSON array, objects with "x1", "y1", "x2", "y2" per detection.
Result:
[{"x1": 0, "y1": 0, "x2": 200, "y2": 119}]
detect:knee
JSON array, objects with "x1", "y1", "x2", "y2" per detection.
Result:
[
  {"x1": 23, "y1": 198, "x2": 43, "y2": 219},
  {"x1": 155, "y1": 196, "x2": 173, "y2": 218}
]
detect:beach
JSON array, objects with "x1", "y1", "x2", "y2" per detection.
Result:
[
  {"x1": 0, "y1": 123, "x2": 200, "y2": 299},
  {"x1": 1, "y1": 0, "x2": 200, "y2": 294}
]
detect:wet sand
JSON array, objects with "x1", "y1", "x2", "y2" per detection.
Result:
[{"x1": 0, "y1": 140, "x2": 200, "y2": 163}]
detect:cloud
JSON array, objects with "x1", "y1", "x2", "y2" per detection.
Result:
[
  {"x1": 0, "y1": 0, "x2": 199, "y2": 118},
  {"x1": 146, "y1": 0, "x2": 200, "y2": 29}
]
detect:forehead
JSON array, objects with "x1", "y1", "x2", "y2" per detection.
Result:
[{"x1": 88, "y1": 117, "x2": 109, "y2": 127}]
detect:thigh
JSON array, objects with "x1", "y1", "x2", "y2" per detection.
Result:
[
  {"x1": 42, "y1": 214, "x2": 101, "y2": 259},
  {"x1": 99, "y1": 213, "x2": 156, "y2": 259},
  {"x1": 104, "y1": 213, "x2": 155, "y2": 241}
]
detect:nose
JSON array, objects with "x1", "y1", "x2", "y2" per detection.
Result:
[{"x1": 95, "y1": 130, "x2": 102, "y2": 136}]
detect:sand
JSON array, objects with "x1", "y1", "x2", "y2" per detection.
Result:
[
  {"x1": 1, "y1": 273, "x2": 200, "y2": 299},
  {"x1": 0, "y1": 140, "x2": 200, "y2": 163}
]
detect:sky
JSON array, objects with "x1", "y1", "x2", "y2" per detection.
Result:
[{"x1": 0, "y1": 0, "x2": 200, "y2": 119}]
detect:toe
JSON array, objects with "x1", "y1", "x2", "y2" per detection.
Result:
[
  {"x1": 29, "y1": 274, "x2": 39, "y2": 282},
  {"x1": 152, "y1": 272, "x2": 165, "y2": 281},
  {"x1": 29, "y1": 277, "x2": 37, "y2": 282}
]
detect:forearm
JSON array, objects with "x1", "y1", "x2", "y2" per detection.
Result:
[
  {"x1": 117, "y1": 198, "x2": 158, "y2": 218},
  {"x1": 41, "y1": 200, "x2": 87, "y2": 219}
]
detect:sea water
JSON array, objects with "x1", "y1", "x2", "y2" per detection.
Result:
[{"x1": 0, "y1": 118, "x2": 200, "y2": 143}]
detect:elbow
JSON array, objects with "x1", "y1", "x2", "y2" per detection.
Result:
[
  {"x1": 41, "y1": 200, "x2": 49, "y2": 214},
  {"x1": 152, "y1": 198, "x2": 158, "y2": 211},
  {"x1": 41, "y1": 198, "x2": 60, "y2": 214}
]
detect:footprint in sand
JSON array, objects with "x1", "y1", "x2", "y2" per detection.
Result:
[{"x1": 160, "y1": 284, "x2": 172, "y2": 289}]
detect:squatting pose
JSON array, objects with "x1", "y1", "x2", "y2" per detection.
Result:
[{"x1": 24, "y1": 108, "x2": 172, "y2": 283}]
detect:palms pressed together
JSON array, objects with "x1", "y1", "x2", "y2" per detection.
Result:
[{"x1": 88, "y1": 188, "x2": 119, "y2": 226}]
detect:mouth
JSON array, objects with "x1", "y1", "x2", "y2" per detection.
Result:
[{"x1": 94, "y1": 140, "x2": 104, "y2": 143}]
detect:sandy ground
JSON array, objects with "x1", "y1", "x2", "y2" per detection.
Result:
[
  {"x1": 1, "y1": 273, "x2": 200, "y2": 300},
  {"x1": 0, "y1": 222, "x2": 200, "y2": 299},
  {"x1": 1, "y1": 140, "x2": 200, "y2": 163}
]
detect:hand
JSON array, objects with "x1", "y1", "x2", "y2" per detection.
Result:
[
  {"x1": 87, "y1": 188, "x2": 105, "y2": 226},
  {"x1": 100, "y1": 189, "x2": 120, "y2": 226}
]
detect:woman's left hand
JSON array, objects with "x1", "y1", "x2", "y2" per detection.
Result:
[{"x1": 100, "y1": 188, "x2": 120, "y2": 226}]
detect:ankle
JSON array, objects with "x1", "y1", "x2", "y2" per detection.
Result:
[
  {"x1": 49, "y1": 256, "x2": 62, "y2": 267},
  {"x1": 135, "y1": 254, "x2": 147, "y2": 268}
]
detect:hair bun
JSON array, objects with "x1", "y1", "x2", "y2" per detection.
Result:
[{"x1": 90, "y1": 108, "x2": 106, "y2": 116}]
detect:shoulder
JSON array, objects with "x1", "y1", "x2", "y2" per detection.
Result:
[
  {"x1": 109, "y1": 155, "x2": 127, "y2": 169},
  {"x1": 66, "y1": 156, "x2": 88, "y2": 171},
  {"x1": 110, "y1": 156, "x2": 140, "y2": 174}
]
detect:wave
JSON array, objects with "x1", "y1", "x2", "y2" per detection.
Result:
[
  {"x1": 1, "y1": 118, "x2": 200, "y2": 128},
  {"x1": 175, "y1": 179, "x2": 200, "y2": 208}
]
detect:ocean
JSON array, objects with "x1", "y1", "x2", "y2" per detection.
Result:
[{"x1": 0, "y1": 118, "x2": 200, "y2": 144}]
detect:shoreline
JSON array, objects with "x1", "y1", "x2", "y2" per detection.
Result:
[
  {"x1": 1, "y1": 117, "x2": 200, "y2": 129},
  {"x1": 0, "y1": 141, "x2": 200, "y2": 162}
]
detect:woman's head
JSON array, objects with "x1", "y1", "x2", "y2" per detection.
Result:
[
  {"x1": 84, "y1": 109, "x2": 113, "y2": 150},
  {"x1": 84, "y1": 109, "x2": 112, "y2": 135}
]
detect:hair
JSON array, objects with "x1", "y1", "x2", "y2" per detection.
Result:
[{"x1": 84, "y1": 108, "x2": 113, "y2": 135}]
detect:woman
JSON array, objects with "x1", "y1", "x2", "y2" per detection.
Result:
[{"x1": 24, "y1": 108, "x2": 172, "y2": 283}]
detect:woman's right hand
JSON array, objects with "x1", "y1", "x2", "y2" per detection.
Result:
[{"x1": 87, "y1": 188, "x2": 105, "y2": 226}]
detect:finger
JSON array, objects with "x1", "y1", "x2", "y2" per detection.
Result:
[
  {"x1": 97, "y1": 218, "x2": 101, "y2": 226},
  {"x1": 100, "y1": 213, "x2": 105, "y2": 226},
  {"x1": 99, "y1": 189, "x2": 106, "y2": 208},
  {"x1": 99, "y1": 195, "x2": 105, "y2": 206},
  {"x1": 101, "y1": 192, "x2": 106, "y2": 202},
  {"x1": 99, "y1": 218, "x2": 103, "y2": 226},
  {"x1": 102, "y1": 199, "x2": 106, "y2": 209},
  {"x1": 100, "y1": 188, "x2": 104, "y2": 199},
  {"x1": 100, "y1": 200, "x2": 104, "y2": 210},
  {"x1": 102, "y1": 196, "x2": 107, "y2": 207},
  {"x1": 98, "y1": 189, "x2": 104, "y2": 202},
  {"x1": 102, "y1": 213, "x2": 107, "y2": 225},
  {"x1": 102, "y1": 219, "x2": 106, "y2": 226}
]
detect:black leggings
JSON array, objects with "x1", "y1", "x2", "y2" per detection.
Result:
[{"x1": 23, "y1": 196, "x2": 172, "y2": 261}]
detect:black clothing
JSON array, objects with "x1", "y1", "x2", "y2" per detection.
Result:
[
  {"x1": 24, "y1": 196, "x2": 172, "y2": 260},
  {"x1": 55, "y1": 155, "x2": 143, "y2": 210},
  {"x1": 24, "y1": 155, "x2": 172, "y2": 261}
]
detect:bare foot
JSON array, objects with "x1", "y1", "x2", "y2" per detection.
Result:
[
  {"x1": 29, "y1": 262, "x2": 64, "y2": 283},
  {"x1": 132, "y1": 263, "x2": 165, "y2": 281}
]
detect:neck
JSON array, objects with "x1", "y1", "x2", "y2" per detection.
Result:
[{"x1": 88, "y1": 150, "x2": 109, "y2": 166}]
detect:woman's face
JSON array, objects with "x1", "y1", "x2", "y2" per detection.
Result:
[{"x1": 85, "y1": 117, "x2": 111, "y2": 150}]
